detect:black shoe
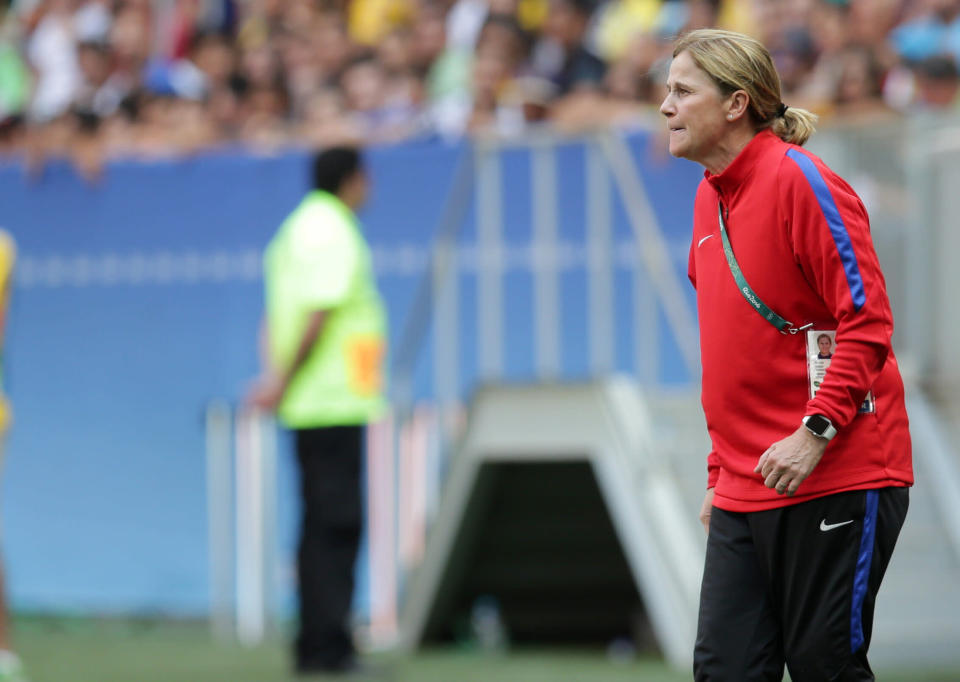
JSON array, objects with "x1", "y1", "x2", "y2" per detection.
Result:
[
  {"x1": 294, "y1": 657, "x2": 348, "y2": 676},
  {"x1": 295, "y1": 657, "x2": 390, "y2": 679},
  {"x1": 340, "y1": 659, "x2": 391, "y2": 680}
]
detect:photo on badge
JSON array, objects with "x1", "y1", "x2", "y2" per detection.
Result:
[
  {"x1": 806, "y1": 329, "x2": 836, "y2": 399},
  {"x1": 806, "y1": 329, "x2": 876, "y2": 413}
]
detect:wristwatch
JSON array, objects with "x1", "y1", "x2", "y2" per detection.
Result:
[{"x1": 803, "y1": 414, "x2": 837, "y2": 441}]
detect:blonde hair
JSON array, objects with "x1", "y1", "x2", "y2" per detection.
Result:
[{"x1": 673, "y1": 28, "x2": 818, "y2": 146}]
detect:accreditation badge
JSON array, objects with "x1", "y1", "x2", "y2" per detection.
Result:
[
  {"x1": 806, "y1": 330, "x2": 875, "y2": 414},
  {"x1": 346, "y1": 335, "x2": 385, "y2": 397}
]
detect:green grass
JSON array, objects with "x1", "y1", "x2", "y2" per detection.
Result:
[
  {"x1": 12, "y1": 617, "x2": 687, "y2": 682},
  {"x1": 9, "y1": 617, "x2": 960, "y2": 682}
]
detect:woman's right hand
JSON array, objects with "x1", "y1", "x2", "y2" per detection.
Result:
[{"x1": 699, "y1": 488, "x2": 716, "y2": 535}]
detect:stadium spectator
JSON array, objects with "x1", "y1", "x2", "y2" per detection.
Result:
[
  {"x1": 465, "y1": 12, "x2": 531, "y2": 134},
  {"x1": 589, "y1": 0, "x2": 662, "y2": 63},
  {"x1": 74, "y1": 39, "x2": 119, "y2": 117},
  {"x1": 889, "y1": 0, "x2": 960, "y2": 64},
  {"x1": 339, "y1": 53, "x2": 424, "y2": 142},
  {"x1": 22, "y1": 0, "x2": 82, "y2": 123},
  {"x1": 528, "y1": 0, "x2": 606, "y2": 95},
  {"x1": 912, "y1": 53, "x2": 960, "y2": 109},
  {"x1": 246, "y1": 146, "x2": 388, "y2": 677},
  {"x1": 830, "y1": 45, "x2": 896, "y2": 120},
  {"x1": 348, "y1": 0, "x2": 414, "y2": 47},
  {"x1": 0, "y1": 4, "x2": 29, "y2": 153},
  {"x1": 296, "y1": 87, "x2": 365, "y2": 148},
  {"x1": 422, "y1": 0, "x2": 476, "y2": 137},
  {"x1": 551, "y1": 29, "x2": 667, "y2": 131},
  {"x1": 411, "y1": 0, "x2": 448, "y2": 74}
]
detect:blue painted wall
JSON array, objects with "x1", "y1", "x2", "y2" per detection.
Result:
[{"x1": 0, "y1": 133, "x2": 702, "y2": 616}]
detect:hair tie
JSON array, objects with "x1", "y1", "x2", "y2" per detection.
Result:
[{"x1": 777, "y1": 103, "x2": 788, "y2": 117}]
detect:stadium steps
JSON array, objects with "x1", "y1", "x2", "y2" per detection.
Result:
[{"x1": 400, "y1": 379, "x2": 703, "y2": 670}]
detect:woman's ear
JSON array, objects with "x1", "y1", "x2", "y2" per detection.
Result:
[{"x1": 727, "y1": 91, "x2": 750, "y2": 120}]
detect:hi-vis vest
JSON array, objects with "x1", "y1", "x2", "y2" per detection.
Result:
[{"x1": 264, "y1": 191, "x2": 387, "y2": 428}]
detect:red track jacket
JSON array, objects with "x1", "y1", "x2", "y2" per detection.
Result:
[{"x1": 688, "y1": 130, "x2": 913, "y2": 512}]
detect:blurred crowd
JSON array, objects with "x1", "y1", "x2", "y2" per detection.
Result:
[{"x1": 1, "y1": 0, "x2": 959, "y2": 172}]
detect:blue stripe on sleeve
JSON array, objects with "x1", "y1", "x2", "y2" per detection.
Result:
[
  {"x1": 850, "y1": 490, "x2": 879, "y2": 653},
  {"x1": 785, "y1": 149, "x2": 867, "y2": 311}
]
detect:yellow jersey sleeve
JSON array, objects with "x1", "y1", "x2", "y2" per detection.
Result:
[
  {"x1": 0, "y1": 230, "x2": 16, "y2": 289},
  {"x1": 0, "y1": 229, "x2": 15, "y2": 430}
]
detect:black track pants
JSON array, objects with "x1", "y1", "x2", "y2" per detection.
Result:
[{"x1": 694, "y1": 487, "x2": 909, "y2": 682}]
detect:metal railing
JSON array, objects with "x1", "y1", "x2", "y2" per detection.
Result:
[
  {"x1": 390, "y1": 129, "x2": 700, "y2": 422},
  {"x1": 204, "y1": 404, "x2": 280, "y2": 646}
]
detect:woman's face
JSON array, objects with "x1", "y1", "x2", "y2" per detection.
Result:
[
  {"x1": 819, "y1": 336, "x2": 832, "y2": 354},
  {"x1": 660, "y1": 51, "x2": 733, "y2": 166}
]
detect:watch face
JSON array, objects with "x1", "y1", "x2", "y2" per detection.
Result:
[{"x1": 806, "y1": 414, "x2": 831, "y2": 435}]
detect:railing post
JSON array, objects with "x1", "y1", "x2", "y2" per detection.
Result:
[
  {"x1": 234, "y1": 409, "x2": 277, "y2": 646},
  {"x1": 586, "y1": 140, "x2": 614, "y2": 375},
  {"x1": 532, "y1": 139, "x2": 560, "y2": 380},
  {"x1": 476, "y1": 140, "x2": 504, "y2": 381},
  {"x1": 206, "y1": 400, "x2": 234, "y2": 642}
]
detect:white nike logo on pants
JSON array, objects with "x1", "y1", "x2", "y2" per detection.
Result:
[{"x1": 820, "y1": 519, "x2": 854, "y2": 531}]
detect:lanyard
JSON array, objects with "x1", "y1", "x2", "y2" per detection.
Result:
[{"x1": 717, "y1": 202, "x2": 811, "y2": 335}]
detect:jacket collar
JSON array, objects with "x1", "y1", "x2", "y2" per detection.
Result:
[{"x1": 704, "y1": 129, "x2": 781, "y2": 196}]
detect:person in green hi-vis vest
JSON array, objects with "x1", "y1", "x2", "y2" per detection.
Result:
[{"x1": 246, "y1": 147, "x2": 387, "y2": 676}]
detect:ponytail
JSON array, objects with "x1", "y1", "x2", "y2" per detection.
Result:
[{"x1": 769, "y1": 106, "x2": 818, "y2": 146}]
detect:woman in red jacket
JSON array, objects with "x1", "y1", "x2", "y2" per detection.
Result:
[{"x1": 660, "y1": 29, "x2": 913, "y2": 681}]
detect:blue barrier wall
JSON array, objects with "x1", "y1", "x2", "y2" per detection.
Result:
[{"x1": 0, "y1": 133, "x2": 702, "y2": 616}]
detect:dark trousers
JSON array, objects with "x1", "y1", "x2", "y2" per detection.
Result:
[
  {"x1": 294, "y1": 425, "x2": 363, "y2": 671},
  {"x1": 695, "y1": 487, "x2": 909, "y2": 682}
]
